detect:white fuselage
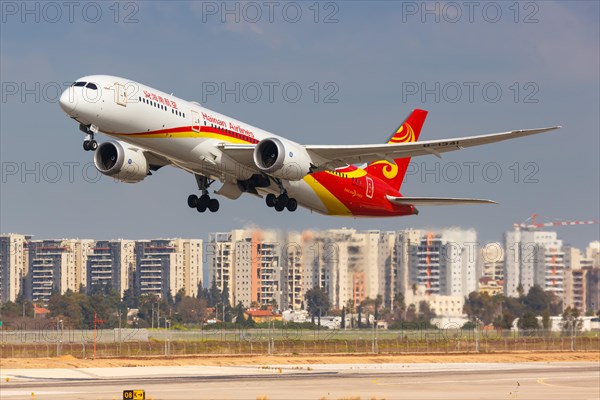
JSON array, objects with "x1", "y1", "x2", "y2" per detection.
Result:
[{"x1": 59, "y1": 75, "x2": 336, "y2": 214}]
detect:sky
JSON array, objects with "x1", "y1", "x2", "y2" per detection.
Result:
[{"x1": 1, "y1": 1, "x2": 599, "y2": 249}]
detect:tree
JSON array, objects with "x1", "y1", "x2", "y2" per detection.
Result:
[
  {"x1": 503, "y1": 296, "x2": 526, "y2": 321},
  {"x1": 48, "y1": 290, "x2": 86, "y2": 327},
  {"x1": 221, "y1": 281, "x2": 231, "y2": 309},
  {"x1": 208, "y1": 277, "x2": 220, "y2": 308},
  {"x1": 516, "y1": 283, "x2": 525, "y2": 298},
  {"x1": 234, "y1": 302, "x2": 246, "y2": 325},
  {"x1": 523, "y1": 285, "x2": 551, "y2": 314},
  {"x1": 518, "y1": 311, "x2": 539, "y2": 330},
  {"x1": 357, "y1": 305, "x2": 363, "y2": 328},
  {"x1": 197, "y1": 281, "x2": 209, "y2": 301},
  {"x1": 493, "y1": 311, "x2": 515, "y2": 330},
  {"x1": 305, "y1": 287, "x2": 330, "y2": 327},
  {"x1": 464, "y1": 292, "x2": 502, "y2": 325},
  {"x1": 341, "y1": 306, "x2": 346, "y2": 329},
  {"x1": 405, "y1": 304, "x2": 417, "y2": 322},
  {"x1": 175, "y1": 288, "x2": 185, "y2": 305},
  {"x1": 542, "y1": 308, "x2": 551, "y2": 330},
  {"x1": 374, "y1": 295, "x2": 383, "y2": 321},
  {"x1": 418, "y1": 300, "x2": 436, "y2": 322},
  {"x1": 390, "y1": 292, "x2": 406, "y2": 323},
  {"x1": 346, "y1": 299, "x2": 355, "y2": 313},
  {"x1": 175, "y1": 296, "x2": 207, "y2": 325},
  {"x1": 123, "y1": 288, "x2": 138, "y2": 309}
]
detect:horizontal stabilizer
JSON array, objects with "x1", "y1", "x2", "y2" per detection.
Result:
[{"x1": 386, "y1": 195, "x2": 497, "y2": 206}]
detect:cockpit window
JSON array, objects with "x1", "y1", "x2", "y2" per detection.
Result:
[
  {"x1": 86, "y1": 83, "x2": 98, "y2": 90},
  {"x1": 72, "y1": 82, "x2": 87, "y2": 87}
]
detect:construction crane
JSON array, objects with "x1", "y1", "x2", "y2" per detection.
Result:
[{"x1": 514, "y1": 213, "x2": 598, "y2": 231}]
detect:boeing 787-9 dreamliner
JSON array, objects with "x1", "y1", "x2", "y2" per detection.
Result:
[{"x1": 59, "y1": 75, "x2": 560, "y2": 217}]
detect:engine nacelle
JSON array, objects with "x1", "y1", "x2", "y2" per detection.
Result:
[
  {"x1": 94, "y1": 141, "x2": 149, "y2": 183},
  {"x1": 253, "y1": 137, "x2": 313, "y2": 181}
]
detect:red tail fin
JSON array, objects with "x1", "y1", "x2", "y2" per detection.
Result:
[{"x1": 364, "y1": 109, "x2": 428, "y2": 190}]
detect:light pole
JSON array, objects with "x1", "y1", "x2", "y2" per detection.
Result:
[
  {"x1": 474, "y1": 317, "x2": 481, "y2": 353},
  {"x1": 57, "y1": 319, "x2": 63, "y2": 356},
  {"x1": 118, "y1": 309, "x2": 122, "y2": 355},
  {"x1": 164, "y1": 319, "x2": 171, "y2": 356},
  {"x1": 569, "y1": 316, "x2": 576, "y2": 351}
]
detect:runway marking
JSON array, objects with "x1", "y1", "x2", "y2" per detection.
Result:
[
  {"x1": 374, "y1": 374, "x2": 599, "y2": 386},
  {"x1": 536, "y1": 378, "x2": 575, "y2": 388}
]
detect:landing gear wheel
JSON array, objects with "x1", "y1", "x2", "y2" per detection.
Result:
[
  {"x1": 208, "y1": 199, "x2": 220, "y2": 212},
  {"x1": 274, "y1": 202, "x2": 285, "y2": 212},
  {"x1": 187, "y1": 194, "x2": 198, "y2": 208},
  {"x1": 277, "y1": 193, "x2": 289, "y2": 207},
  {"x1": 198, "y1": 194, "x2": 210, "y2": 208},
  {"x1": 196, "y1": 202, "x2": 207, "y2": 213},
  {"x1": 266, "y1": 194, "x2": 277, "y2": 207},
  {"x1": 286, "y1": 198, "x2": 298, "y2": 212},
  {"x1": 83, "y1": 141, "x2": 90, "y2": 151},
  {"x1": 89, "y1": 140, "x2": 98, "y2": 151}
]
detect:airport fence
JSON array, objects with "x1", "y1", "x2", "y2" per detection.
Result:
[{"x1": 1, "y1": 327, "x2": 599, "y2": 358}]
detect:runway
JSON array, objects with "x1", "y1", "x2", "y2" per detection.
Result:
[{"x1": 1, "y1": 362, "x2": 598, "y2": 399}]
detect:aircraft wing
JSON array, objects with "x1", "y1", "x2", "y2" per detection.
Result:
[
  {"x1": 218, "y1": 126, "x2": 560, "y2": 171},
  {"x1": 305, "y1": 126, "x2": 560, "y2": 168},
  {"x1": 386, "y1": 195, "x2": 496, "y2": 206},
  {"x1": 144, "y1": 150, "x2": 172, "y2": 171},
  {"x1": 217, "y1": 143, "x2": 256, "y2": 168}
]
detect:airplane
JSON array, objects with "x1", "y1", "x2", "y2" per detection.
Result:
[{"x1": 58, "y1": 75, "x2": 560, "y2": 217}]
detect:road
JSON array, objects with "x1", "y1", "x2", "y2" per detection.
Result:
[{"x1": 1, "y1": 362, "x2": 598, "y2": 399}]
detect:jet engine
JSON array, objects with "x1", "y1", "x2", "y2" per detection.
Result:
[
  {"x1": 253, "y1": 137, "x2": 313, "y2": 181},
  {"x1": 94, "y1": 141, "x2": 149, "y2": 183}
]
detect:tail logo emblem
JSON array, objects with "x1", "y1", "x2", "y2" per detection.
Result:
[{"x1": 389, "y1": 123, "x2": 415, "y2": 144}]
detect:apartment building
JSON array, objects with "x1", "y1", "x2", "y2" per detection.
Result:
[
  {"x1": 87, "y1": 240, "x2": 135, "y2": 297},
  {"x1": 0, "y1": 234, "x2": 30, "y2": 303},
  {"x1": 28, "y1": 239, "x2": 94, "y2": 304},
  {"x1": 134, "y1": 239, "x2": 202, "y2": 299}
]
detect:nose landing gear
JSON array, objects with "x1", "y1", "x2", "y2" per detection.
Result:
[
  {"x1": 80, "y1": 124, "x2": 98, "y2": 152},
  {"x1": 83, "y1": 136, "x2": 98, "y2": 151}
]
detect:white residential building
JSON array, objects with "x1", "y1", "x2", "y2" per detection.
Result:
[
  {"x1": 409, "y1": 229, "x2": 478, "y2": 297},
  {"x1": 504, "y1": 229, "x2": 566, "y2": 299},
  {"x1": 134, "y1": 238, "x2": 202, "y2": 299},
  {"x1": 28, "y1": 239, "x2": 94, "y2": 303},
  {"x1": 86, "y1": 240, "x2": 135, "y2": 297},
  {"x1": 0, "y1": 234, "x2": 30, "y2": 303}
]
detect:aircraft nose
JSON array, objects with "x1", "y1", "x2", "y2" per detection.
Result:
[{"x1": 59, "y1": 88, "x2": 77, "y2": 114}]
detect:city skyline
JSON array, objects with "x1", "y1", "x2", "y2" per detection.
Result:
[
  {"x1": 2, "y1": 227, "x2": 598, "y2": 316},
  {"x1": 1, "y1": 2, "x2": 598, "y2": 249}
]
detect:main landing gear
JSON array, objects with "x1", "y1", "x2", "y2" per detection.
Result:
[
  {"x1": 265, "y1": 185, "x2": 298, "y2": 212},
  {"x1": 187, "y1": 175, "x2": 220, "y2": 213},
  {"x1": 80, "y1": 124, "x2": 98, "y2": 151}
]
